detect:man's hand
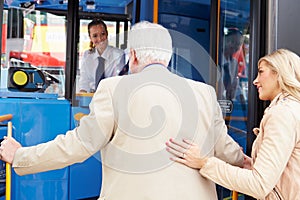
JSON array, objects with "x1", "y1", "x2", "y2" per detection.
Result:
[
  {"x1": 0, "y1": 136, "x2": 22, "y2": 164},
  {"x1": 243, "y1": 154, "x2": 253, "y2": 169}
]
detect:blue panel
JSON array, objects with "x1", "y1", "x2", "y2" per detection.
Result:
[
  {"x1": 159, "y1": 14, "x2": 210, "y2": 52},
  {"x1": 227, "y1": 101, "x2": 247, "y2": 152},
  {"x1": 160, "y1": 14, "x2": 210, "y2": 82},
  {"x1": 159, "y1": 0, "x2": 210, "y2": 20},
  {"x1": 139, "y1": 0, "x2": 154, "y2": 22},
  {"x1": 69, "y1": 95, "x2": 102, "y2": 199},
  {"x1": 0, "y1": 89, "x2": 58, "y2": 99},
  {"x1": 0, "y1": 98, "x2": 71, "y2": 200},
  {"x1": 6, "y1": 0, "x2": 130, "y2": 14},
  {"x1": 69, "y1": 155, "x2": 102, "y2": 199}
]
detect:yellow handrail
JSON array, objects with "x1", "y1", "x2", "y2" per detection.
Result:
[
  {"x1": 232, "y1": 191, "x2": 238, "y2": 200},
  {"x1": 6, "y1": 121, "x2": 12, "y2": 200}
]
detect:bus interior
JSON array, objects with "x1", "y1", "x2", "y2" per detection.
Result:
[{"x1": 0, "y1": 0, "x2": 256, "y2": 199}]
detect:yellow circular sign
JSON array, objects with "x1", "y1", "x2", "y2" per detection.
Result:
[{"x1": 13, "y1": 70, "x2": 28, "y2": 86}]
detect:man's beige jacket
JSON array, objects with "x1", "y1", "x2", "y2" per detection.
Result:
[{"x1": 13, "y1": 64, "x2": 243, "y2": 200}]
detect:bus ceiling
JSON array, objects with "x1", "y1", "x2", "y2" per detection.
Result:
[{"x1": 4, "y1": 0, "x2": 133, "y2": 16}]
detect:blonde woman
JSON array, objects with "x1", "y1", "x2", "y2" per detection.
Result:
[{"x1": 167, "y1": 49, "x2": 300, "y2": 199}]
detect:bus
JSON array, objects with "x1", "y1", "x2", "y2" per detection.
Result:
[{"x1": 0, "y1": 0, "x2": 300, "y2": 199}]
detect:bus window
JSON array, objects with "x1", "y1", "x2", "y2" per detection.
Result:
[
  {"x1": 216, "y1": 1, "x2": 250, "y2": 199},
  {"x1": 75, "y1": 19, "x2": 129, "y2": 93},
  {"x1": 0, "y1": 10, "x2": 8, "y2": 89},
  {"x1": 218, "y1": 0, "x2": 250, "y2": 148},
  {"x1": 1, "y1": 7, "x2": 66, "y2": 97}
]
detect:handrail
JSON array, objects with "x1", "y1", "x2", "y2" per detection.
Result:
[
  {"x1": 232, "y1": 191, "x2": 238, "y2": 200},
  {"x1": 0, "y1": 114, "x2": 13, "y2": 200},
  {"x1": 153, "y1": 0, "x2": 158, "y2": 23},
  {"x1": 76, "y1": 93, "x2": 94, "y2": 97},
  {"x1": 0, "y1": 114, "x2": 12, "y2": 122},
  {"x1": 6, "y1": 121, "x2": 12, "y2": 200}
]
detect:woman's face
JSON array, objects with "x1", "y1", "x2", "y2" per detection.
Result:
[
  {"x1": 89, "y1": 24, "x2": 108, "y2": 53},
  {"x1": 253, "y1": 60, "x2": 281, "y2": 101}
]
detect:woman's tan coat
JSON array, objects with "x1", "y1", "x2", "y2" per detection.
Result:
[{"x1": 201, "y1": 93, "x2": 300, "y2": 199}]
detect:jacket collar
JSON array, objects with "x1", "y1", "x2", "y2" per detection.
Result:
[
  {"x1": 92, "y1": 45, "x2": 112, "y2": 60},
  {"x1": 141, "y1": 63, "x2": 168, "y2": 72},
  {"x1": 267, "y1": 92, "x2": 290, "y2": 111}
]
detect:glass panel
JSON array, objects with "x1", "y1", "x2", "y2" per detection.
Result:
[
  {"x1": 74, "y1": 19, "x2": 128, "y2": 127},
  {"x1": 75, "y1": 19, "x2": 128, "y2": 94},
  {"x1": 0, "y1": 6, "x2": 66, "y2": 98},
  {"x1": 217, "y1": 0, "x2": 250, "y2": 199},
  {"x1": 160, "y1": 13, "x2": 210, "y2": 83},
  {"x1": 218, "y1": 0, "x2": 250, "y2": 148},
  {"x1": 0, "y1": 10, "x2": 8, "y2": 89}
]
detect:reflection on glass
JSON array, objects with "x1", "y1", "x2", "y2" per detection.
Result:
[
  {"x1": 219, "y1": 27, "x2": 246, "y2": 101},
  {"x1": 218, "y1": 0, "x2": 250, "y2": 136},
  {"x1": 0, "y1": 10, "x2": 8, "y2": 90},
  {"x1": 1, "y1": 7, "x2": 66, "y2": 97},
  {"x1": 217, "y1": 0, "x2": 250, "y2": 199},
  {"x1": 76, "y1": 19, "x2": 129, "y2": 94},
  {"x1": 73, "y1": 19, "x2": 129, "y2": 127}
]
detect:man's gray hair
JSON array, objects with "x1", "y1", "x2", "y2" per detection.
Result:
[{"x1": 128, "y1": 21, "x2": 173, "y2": 65}]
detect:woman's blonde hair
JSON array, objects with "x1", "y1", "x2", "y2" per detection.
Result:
[{"x1": 258, "y1": 49, "x2": 300, "y2": 101}]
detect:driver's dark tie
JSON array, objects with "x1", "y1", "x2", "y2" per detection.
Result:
[{"x1": 95, "y1": 56, "x2": 105, "y2": 90}]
